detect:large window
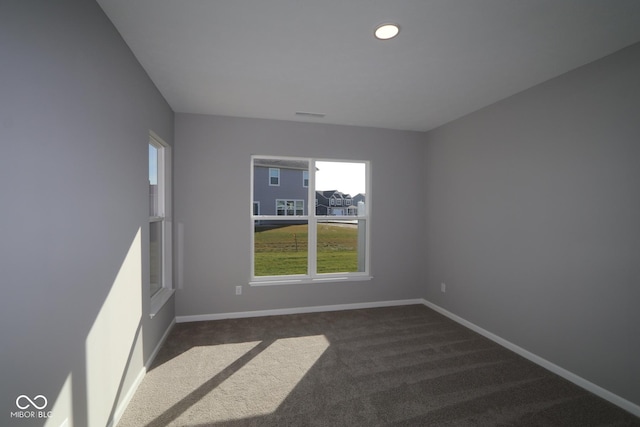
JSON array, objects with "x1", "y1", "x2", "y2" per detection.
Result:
[
  {"x1": 149, "y1": 132, "x2": 173, "y2": 315},
  {"x1": 149, "y1": 141, "x2": 163, "y2": 296},
  {"x1": 251, "y1": 156, "x2": 370, "y2": 284}
]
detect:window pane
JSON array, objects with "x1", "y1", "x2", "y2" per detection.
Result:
[
  {"x1": 150, "y1": 221, "x2": 163, "y2": 296},
  {"x1": 315, "y1": 161, "x2": 365, "y2": 216},
  {"x1": 317, "y1": 220, "x2": 366, "y2": 273},
  {"x1": 149, "y1": 144, "x2": 159, "y2": 216},
  {"x1": 251, "y1": 156, "x2": 369, "y2": 280},
  {"x1": 269, "y1": 168, "x2": 280, "y2": 186},
  {"x1": 254, "y1": 158, "x2": 309, "y2": 216},
  {"x1": 286, "y1": 201, "x2": 295, "y2": 215},
  {"x1": 254, "y1": 221, "x2": 308, "y2": 276}
]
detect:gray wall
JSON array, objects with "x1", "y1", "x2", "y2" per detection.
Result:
[
  {"x1": 2, "y1": 0, "x2": 637, "y2": 420},
  {"x1": 423, "y1": 43, "x2": 640, "y2": 407},
  {"x1": 0, "y1": 1, "x2": 174, "y2": 426},
  {"x1": 174, "y1": 114, "x2": 425, "y2": 316}
]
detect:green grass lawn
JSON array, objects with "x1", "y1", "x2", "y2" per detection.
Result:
[{"x1": 254, "y1": 223, "x2": 361, "y2": 276}]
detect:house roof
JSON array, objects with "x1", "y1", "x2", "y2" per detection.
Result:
[
  {"x1": 254, "y1": 159, "x2": 309, "y2": 170},
  {"x1": 317, "y1": 190, "x2": 349, "y2": 198}
]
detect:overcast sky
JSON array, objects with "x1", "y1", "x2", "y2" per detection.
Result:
[{"x1": 315, "y1": 161, "x2": 366, "y2": 196}]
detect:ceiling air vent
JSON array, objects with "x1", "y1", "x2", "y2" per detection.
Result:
[{"x1": 295, "y1": 111, "x2": 326, "y2": 118}]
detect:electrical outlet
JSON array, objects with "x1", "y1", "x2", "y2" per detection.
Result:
[
  {"x1": 235, "y1": 285, "x2": 242, "y2": 295},
  {"x1": 441, "y1": 283, "x2": 446, "y2": 293}
]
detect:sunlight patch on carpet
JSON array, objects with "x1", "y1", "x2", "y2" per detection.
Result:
[
  {"x1": 193, "y1": 334, "x2": 330, "y2": 423},
  {"x1": 138, "y1": 341, "x2": 264, "y2": 420},
  {"x1": 151, "y1": 341, "x2": 263, "y2": 383}
]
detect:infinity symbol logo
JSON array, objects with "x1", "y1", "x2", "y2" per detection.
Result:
[{"x1": 16, "y1": 395, "x2": 48, "y2": 410}]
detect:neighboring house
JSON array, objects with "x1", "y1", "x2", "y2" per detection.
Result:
[
  {"x1": 253, "y1": 158, "x2": 365, "y2": 219},
  {"x1": 253, "y1": 158, "x2": 309, "y2": 218},
  {"x1": 315, "y1": 190, "x2": 361, "y2": 216},
  {"x1": 149, "y1": 182, "x2": 158, "y2": 215},
  {"x1": 352, "y1": 193, "x2": 366, "y2": 206}
]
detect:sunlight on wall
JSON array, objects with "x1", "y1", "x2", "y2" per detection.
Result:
[
  {"x1": 44, "y1": 373, "x2": 72, "y2": 427},
  {"x1": 85, "y1": 228, "x2": 143, "y2": 427},
  {"x1": 195, "y1": 335, "x2": 330, "y2": 422}
]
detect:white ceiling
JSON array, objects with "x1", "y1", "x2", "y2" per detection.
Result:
[{"x1": 97, "y1": 0, "x2": 640, "y2": 132}]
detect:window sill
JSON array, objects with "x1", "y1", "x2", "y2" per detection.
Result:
[
  {"x1": 150, "y1": 288, "x2": 175, "y2": 319},
  {"x1": 249, "y1": 275, "x2": 373, "y2": 287}
]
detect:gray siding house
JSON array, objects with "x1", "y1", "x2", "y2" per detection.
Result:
[
  {"x1": 253, "y1": 159, "x2": 309, "y2": 217},
  {"x1": 253, "y1": 159, "x2": 365, "y2": 218},
  {"x1": 352, "y1": 193, "x2": 366, "y2": 206},
  {"x1": 315, "y1": 190, "x2": 361, "y2": 216}
]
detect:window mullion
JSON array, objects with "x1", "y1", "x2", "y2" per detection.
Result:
[
  {"x1": 308, "y1": 216, "x2": 317, "y2": 277},
  {"x1": 308, "y1": 159, "x2": 317, "y2": 277}
]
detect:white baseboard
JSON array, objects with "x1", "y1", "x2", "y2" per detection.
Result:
[
  {"x1": 175, "y1": 298, "x2": 424, "y2": 323},
  {"x1": 420, "y1": 299, "x2": 640, "y2": 418},
  {"x1": 144, "y1": 298, "x2": 639, "y2": 418},
  {"x1": 108, "y1": 318, "x2": 177, "y2": 427},
  {"x1": 108, "y1": 368, "x2": 146, "y2": 427}
]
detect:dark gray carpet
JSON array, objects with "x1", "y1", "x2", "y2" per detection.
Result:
[{"x1": 117, "y1": 305, "x2": 640, "y2": 426}]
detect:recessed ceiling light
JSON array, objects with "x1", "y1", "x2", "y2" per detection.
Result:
[{"x1": 374, "y1": 23, "x2": 399, "y2": 40}]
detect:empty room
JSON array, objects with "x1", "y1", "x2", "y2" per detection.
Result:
[{"x1": 1, "y1": 1, "x2": 639, "y2": 426}]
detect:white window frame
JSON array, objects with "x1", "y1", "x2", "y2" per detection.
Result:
[
  {"x1": 251, "y1": 155, "x2": 371, "y2": 285},
  {"x1": 303, "y1": 170, "x2": 309, "y2": 188},
  {"x1": 149, "y1": 131, "x2": 173, "y2": 317}
]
